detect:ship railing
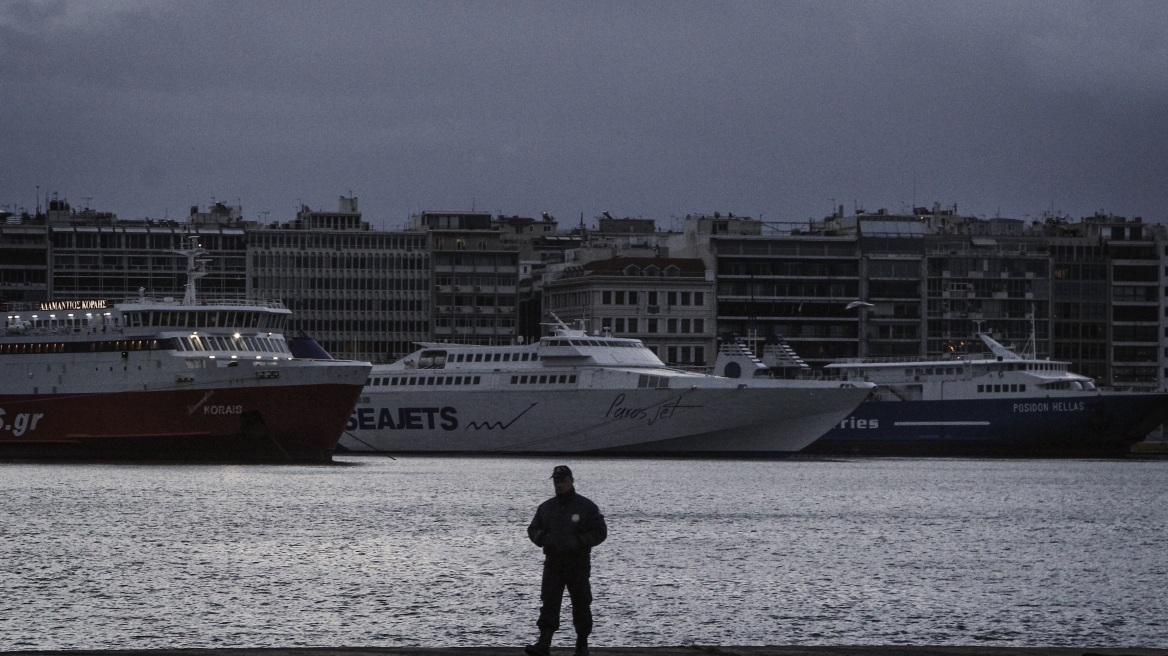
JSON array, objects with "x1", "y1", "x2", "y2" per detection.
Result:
[
  {"x1": 827, "y1": 353, "x2": 974, "y2": 366},
  {"x1": 1101, "y1": 385, "x2": 1167, "y2": 394},
  {"x1": 4, "y1": 296, "x2": 288, "y2": 312},
  {"x1": 121, "y1": 295, "x2": 288, "y2": 309},
  {"x1": 4, "y1": 323, "x2": 122, "y2": 337}
]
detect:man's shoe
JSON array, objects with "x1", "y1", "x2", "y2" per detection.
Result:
[
  {"x1": 574, "y1": 636, "x2": 589, "y2": 656},
  {"x1": 525, "y1": 630, "x2": 553, "y2": 656}
]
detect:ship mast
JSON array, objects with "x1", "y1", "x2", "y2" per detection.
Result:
[{"x1": 176, "y1": 236, "x2": 209, "y2": 306}]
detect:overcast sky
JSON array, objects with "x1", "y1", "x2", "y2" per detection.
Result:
[{"x1": 3, "y1": 1, "x2": 1167, "y2": 230}]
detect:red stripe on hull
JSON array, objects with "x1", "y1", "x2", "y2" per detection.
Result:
[{"x1": 0, "y1": 383, "x2": 364, "y2": 463}]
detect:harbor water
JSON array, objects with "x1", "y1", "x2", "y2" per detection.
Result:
[{"x1": 1, "y1": 455, "x2": 1165, "y2": 650}]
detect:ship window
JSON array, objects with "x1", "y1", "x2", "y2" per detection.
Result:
[
  {"x1": 569, "y1": 375, "x2": 577, "y2": 383},
  {"x1": 511, "y1": 376, "x2": 518, "y2": 384},
  {"x1": 539, "y1": 375, "x2": 548, "y2": 384},
  {"x1": 426, "y1": 377, "x2": 435, "y2": 385},
  {"x1": 473, "y1": 376, "x2": 480, "y2": 384},
  {"x1": 474, "y1": 354, "x2": 483, "y2": 362},
  {"x1": 977, "y1": 385, "x2": 984, "y2": 393},
  {"x1": 493, "y1": 353, "x2": 502, "y2": 362}
]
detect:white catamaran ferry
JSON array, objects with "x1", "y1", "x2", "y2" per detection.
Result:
[{"x1": 340, "y1": 316, "x2": 873, "y2": 456}]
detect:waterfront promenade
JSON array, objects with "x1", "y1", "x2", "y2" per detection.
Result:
[{"x1": 3, "y1": 647, "x2": 1166, "y2": 656}]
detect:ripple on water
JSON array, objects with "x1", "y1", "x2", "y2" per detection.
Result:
[{"x1": 0, "y1": 457, "x2": 1166, "y2": 648}]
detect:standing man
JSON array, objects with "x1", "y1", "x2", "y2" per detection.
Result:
[{"x1": 525, "y1": 465, "x2": 607, "y2": 656}]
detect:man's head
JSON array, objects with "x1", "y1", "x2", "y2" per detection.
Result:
[{"x1": 550, "y1": 465, "x2": 573, "y2": 494}]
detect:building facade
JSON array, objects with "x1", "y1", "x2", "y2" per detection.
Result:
[
  {"x1": 543, "y1": 257, "x2": 716, "y2": 367},
  {"x1": 2, "y1": 195, "x2": 1163, "y2": 389},
  {"x1": 420, "y1": 211, "x2": 521, "y2": 346}
]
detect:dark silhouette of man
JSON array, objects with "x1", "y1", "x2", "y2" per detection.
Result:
[{"x1": 525, "y1": 465, "x2": 607, "y2": 656}]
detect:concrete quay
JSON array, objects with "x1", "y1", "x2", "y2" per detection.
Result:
[{"x1": 3, "y1": 647, "x2": 1166, "y2": 656}]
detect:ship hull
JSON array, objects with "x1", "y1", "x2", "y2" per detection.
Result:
[
  {"x1": 804, "y1": 393, "x2": 1168, "y2": 457},
  {"x1": 340, "y1": 384, "x2": 872, "y2": 457},
  {"x1": 0, "y1": 382, "x2": 365, "y2": 463}
]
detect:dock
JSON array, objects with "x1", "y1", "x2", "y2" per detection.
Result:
[{"x1": 3, "y1": 646, "x2": 1166, "y2": 656}]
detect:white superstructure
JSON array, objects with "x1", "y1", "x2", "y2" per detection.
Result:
[{"x1": 341, "y1": 316, "x2": 873, "y2": 455}]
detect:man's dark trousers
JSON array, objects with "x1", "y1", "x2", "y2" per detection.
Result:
[{"x1": 538, "y1": 558, "x2": 592, "y2": 636}]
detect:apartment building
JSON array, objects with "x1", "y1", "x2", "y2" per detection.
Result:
[
  {"x1": 420, "y1": 211, "x2": 521, "y2": 346},
  {"x1": 248, "y1": 198, "x2": 429, "y2": 363},
  {"x1": 543, "y1": 256, "x2": 715, "y2": 367}
]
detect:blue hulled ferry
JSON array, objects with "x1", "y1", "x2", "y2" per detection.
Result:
[
  {"x1": 719, "y1": 331, "x2": 1168, "y2": 457},
  {"x1": 808, "y1": 333, "x2": 1168, "y2": 457}
]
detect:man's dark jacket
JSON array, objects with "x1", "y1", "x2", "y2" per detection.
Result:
[{"x1": 527, "y1": 488, "x2": 607, "y2": 562}]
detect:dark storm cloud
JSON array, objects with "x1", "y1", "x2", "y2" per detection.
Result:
[{"x1": 2, "y1": 1, "x2": 1166, "y2": 227}]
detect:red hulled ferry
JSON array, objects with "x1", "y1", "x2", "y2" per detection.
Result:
[{"x1": 0, "y1": 241, "x2": 371, "y2": 463}]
